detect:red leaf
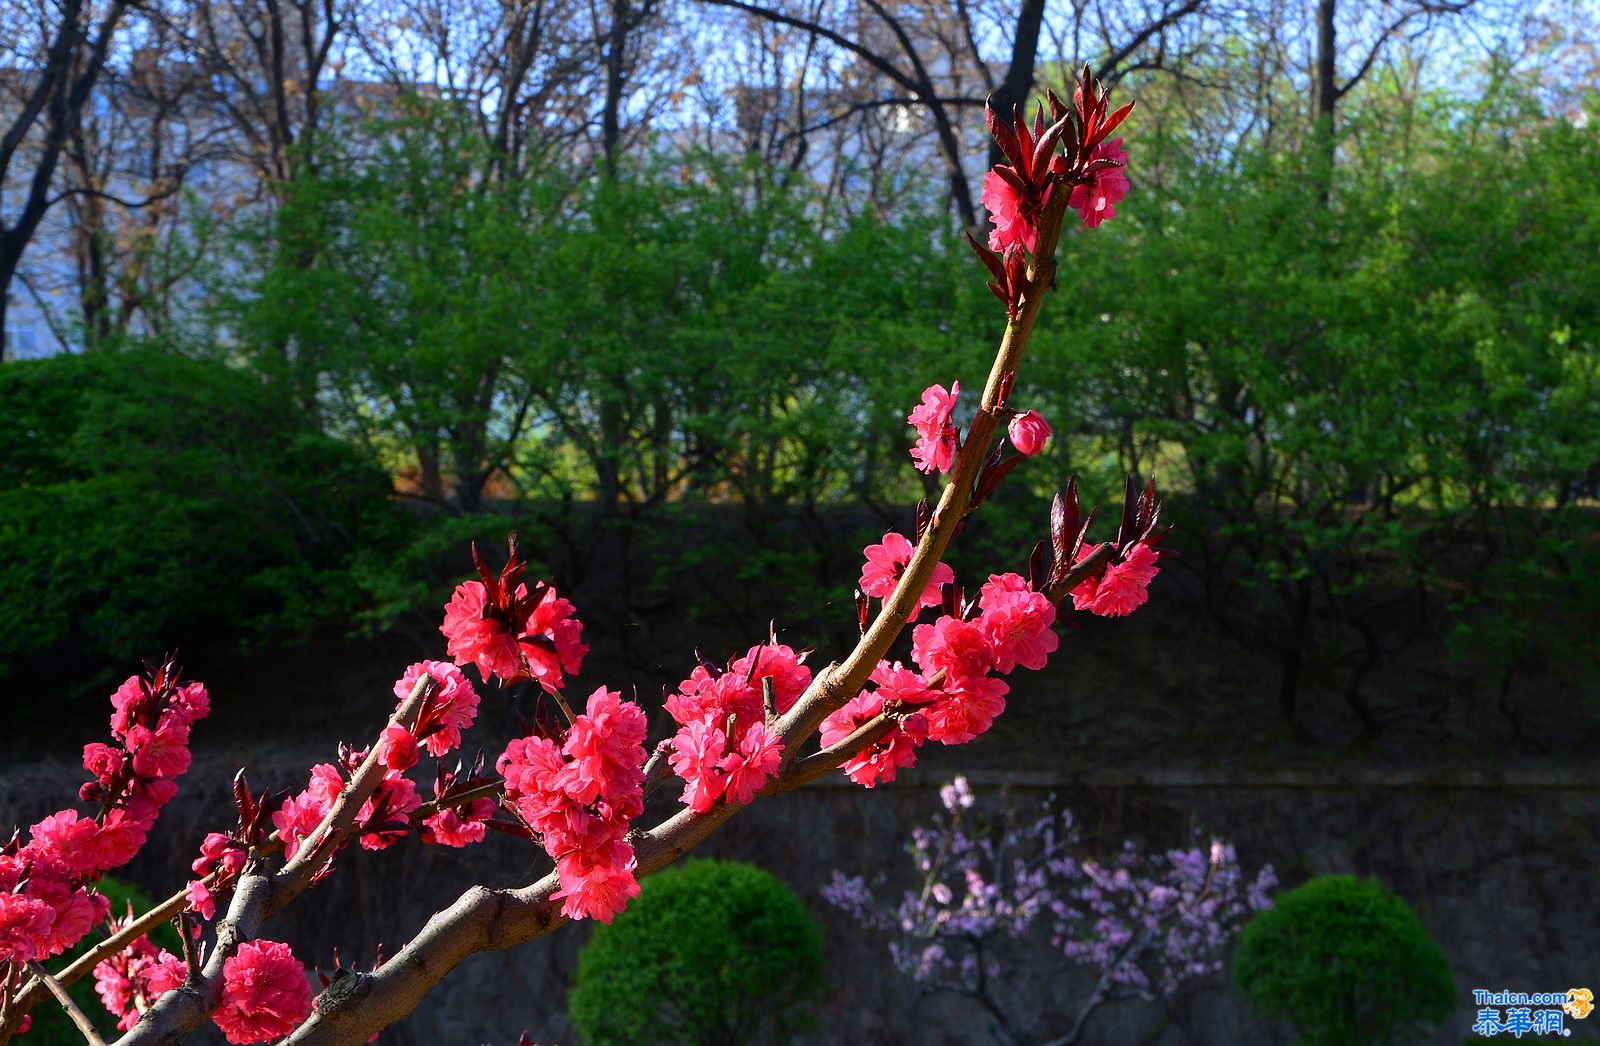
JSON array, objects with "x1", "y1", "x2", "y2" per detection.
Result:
[
  {"x1": 985, "y1": 102, "x2": 1022, "y2": 169},
  {"x1": 965, "y1": 231, "x2": 1005, "y2": 282},
  {"x1": 1096, "y1": 99, "x2": 1136, "y2": 144}
]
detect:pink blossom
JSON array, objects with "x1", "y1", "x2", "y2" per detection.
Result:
[
  {"x1": 377, "y1": 724, "x2": 419, "y2": 772},
  {"x1": 870, "y1": 661, "x2": 940, "y2": 706},
  {"x1": 171, "y1": 681, "x2": 211, "y2": 724},
  {"x1": 0, "y1": 892, "x2": 56, "y2": 964},
  {"x1": 440, "y1": 580, "x2": 587, "y2": 691},
  {"x1": 820, "y1": 692, "x2": 922, "y2": 788},
  {"x1": 188, "y1": 878, "x2": 217, "y2": 920},
  {"x1": 665, "y1": 643, "x2": 811, "y2": 732},
  {"x1": 730, "y1": 643, "x2": 812, "y2": 715},
  {"x1": 356, "y1": 771, "x2": 420, "y2": 851},
  {"x1": 498, "y1": 734, "x2": 565, "y2": 798},
  {"x1": 34, "y1": 881, "x2": 106, "y2": 956},
  {"x1": 668, "y1": 717, "x2": 728, "y2": 814},
  {"x1": 193, "y1": 832, "x2": 247, "y2": 878},
  {"x1": 393, "y1": 660, "x2": 480, "y2": 756},
  {"x1": 422, "y1": 798, "x2": 494, "y2": 848},
  {"x1": 440, "y1": 580, "x2": 519, "y2": 681},
  {"x1": 93, "y1": 935, "x2": 183, "y2": 1031},
  {"x1": 28, "y1": 810, "x2": 103, "y2": 876},
  {"x1": 1007, "y1": 410, "x2": 1052, "y2": 456},
  {"x1": 1068, "y1": 137, "x2": 1130, "y2": 229},
  {"x1": 718, "y1": 721, "x2": 784, "y2": 805},
  {"x1": 911, "y1": 615, "x2": 994, "y2": 684},
  {"x1": 82, "y1": 742, "x2": 125, "y2": 785},
  {"x1": 126, "y1": 718, "x2": 192, "y2": 779},
  {"x1": 144, "y1": 950, "x2": 186, "y2": 997},
  {"x1": 977, "y1": 573, "x2": 1059, "y2": 672},
  {"x1": 497, "y1": 699, "x2": 648, "y2": 921},
  {"x1": 1071, "y1": 541, "x2": 1160, "y2": 617},
  {"x1": 859, "y1": 532, "x2": 955, "y2": 610},
  {"x1": 664, "y1": 668, "x2": 753, "y2": 730},
  {"x1": 908, "y1": 382, "x2": 960, "y2": 474},
  {"x1": 525, "y1": 593, "x2": 589, "y2": 692},
  {"x1": 85, "y1": 810, "x2": 147, "y2": 872},
  {"x1": 924, "y1": 675, "x2": 1010, "y2": 745},
  {"x1": 983, "y1": 169, "x2": 1040, "y2": 254},
  {"x1": 271, "y1": 793, "x2": 326, "y2": 862},
  {"x1": 124, "y1": 776, "x2": 178, "y2": 824},
  {"x1": 560, "y1": 687, "x2": 649, "y2": 808},
  {"x1": 553, "y1": 839, "x2": 639, "y2": 924},
  {"x1": 299, "y1": 768, "x2": 339, "y2": 811},
  {"x1": 107, "y1": 675, "x2": 144, "y2": 739},
  {"x1": 214, "y1": 939, "x2": 312, "y2": 1044}
]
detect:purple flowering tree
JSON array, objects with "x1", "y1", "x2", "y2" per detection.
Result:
[{"x1": 824, "y1": 777, "x2": 1277, "y2": 1045}]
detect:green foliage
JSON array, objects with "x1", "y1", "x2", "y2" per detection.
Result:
[
  {"x1": 0, "y1": 349, "x2": 397, "y2": 695},
  {"x1": 568, "y1": 858, "x2": 828, "y2": 1046},
  {"x1": 27, "y1": 876, "x2": 176, "y2": 1045},
  {"x1": 1232, "y1": 874, "x2": 1455, "y2": 1045}
]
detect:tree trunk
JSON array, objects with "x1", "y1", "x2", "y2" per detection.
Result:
[
  {"x1": 602, "y1": 0, "x2": 630, "y2": 176},
  {"x1": 1279, "y1": 578, "x2": 1316, "y2": 743},
  {"x1": 1312, "y1": 0, "x2": 1338, "y2": 200},
  {"x1": 986, "y1": 0, "x2": 1048, "y2": 172}
]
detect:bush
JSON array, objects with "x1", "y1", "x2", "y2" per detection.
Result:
[
  {"x1": 0, "y1": 349, "x2": 398, "y2": 697},
  {"x1": 568, "y1": 858, "x2": 827, "y2": 1045},
  {"x1": 1232, "y1": 874, "x2": 1454, "y2": 1046}
]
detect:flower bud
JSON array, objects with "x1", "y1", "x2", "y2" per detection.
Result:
[
  {"x1": 378, "y1": 724, "x2": 418, "y2": 773},
  {"x1": 1007, "y1": 410, "x2": 1052, "y2": 456}
]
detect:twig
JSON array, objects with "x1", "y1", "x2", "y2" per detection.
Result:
[
  {"x1": 176, "y1": 912, "x2": 202, "y2": 983},
  {"x1": 547, "y1": 687, "x2": 576, "y2": 727},
  {"x1": 26, "y1": 963, "x2": 106, "y2": 1046}
]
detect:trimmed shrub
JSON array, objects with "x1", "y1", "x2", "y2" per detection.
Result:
[
  {"x1": 569, "y1": 858, "x2": 827, "y2": 1045},
  {"x1": 1233, "y1": 874, "x2": 1454, "y2": 1045}
]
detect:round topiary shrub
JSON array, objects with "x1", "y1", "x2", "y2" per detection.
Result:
[
  {"x1": 568, "y1": 858, "x2": 828, "y2": 1045},
  {"x1": 1232, "y1": 874, "x2": 1454, "y2": 1046}
]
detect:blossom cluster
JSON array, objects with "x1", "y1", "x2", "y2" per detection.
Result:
[
  {"x1": 820, "y1": 570, "x2": 1059, "y2": 788},
  {"x1": 905, "y1": 382, "x2": 1053, "y2": 475},
  {"x1": 983, "y1": 65, "x2": 1134, "y2": 254},
  {"x1": 972, "y1": 67, "x2": 1133, "y2": 319},
  {"x1": 269, "y1": 660, "x2": 484, "y2": 873},
  {"x1": 91, "y1": 912, "x2": 185, "y2": 1032},
  {"x1": 94, "y1": 925, "x2": 314, "y2": 1044},
  {"x1": 1, "y1": 662, "x2": 205, "y2": 969},
  {"x1": 440, "y1": 533, "x2": 587, "y2": 691},
  {"x1": 663, "y1": 642, "x2": 810, "y2": 812},
  {"x1": 498, "y1": 687, "x2": 649, "y2": 923},
  {"x1": 825, "y1": 778, "x2": 1276, "y2": 1036}
]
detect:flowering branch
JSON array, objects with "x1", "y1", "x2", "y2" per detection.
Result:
[
  {"x1": 107, "y1": 673, "x2": 440, "y2": 1045},
  {"x1": 2, "y1": 75, "x2": 1164, "y2": 1046},
  {"x1": 283, "y1": 99, "x2": 1118, "y2": 1044}
]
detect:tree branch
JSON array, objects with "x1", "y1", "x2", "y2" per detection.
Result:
[
  {"x1": 26, "y1": 963, "x2": 105, "y2": 1046},
  {"x1": 285, "y1": 180, "x2": 1082, "y2": 1046}
]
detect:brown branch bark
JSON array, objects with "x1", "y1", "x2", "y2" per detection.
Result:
[{"x1": 26, "y1": 963, "x2": 106, "y2": 1046}]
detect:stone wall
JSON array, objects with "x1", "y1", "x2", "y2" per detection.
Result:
[{"x1": 5, "y1": 753, "x2": 1596, "y2": 1045}]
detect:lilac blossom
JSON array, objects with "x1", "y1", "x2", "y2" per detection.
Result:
[{"x1": 823, "y1": 777, "x2": 1277, "y2": 1045}]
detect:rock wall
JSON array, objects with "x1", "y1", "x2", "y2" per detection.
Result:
[{"x1": 5, "y1": 754, "x2": 1596, "y2": 1045}]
